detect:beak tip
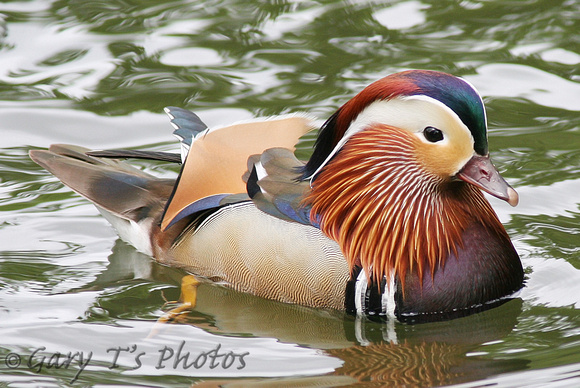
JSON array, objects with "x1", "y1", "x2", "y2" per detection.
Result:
[
  {"x1": 457, "y1": 155, "x2": 519, "y2": 207},
  {"x1": 507, "y1": 187, "x2": 519, "y2": 207}
]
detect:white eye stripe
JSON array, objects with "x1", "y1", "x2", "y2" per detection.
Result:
[{"x1": 309, "y1": 95, "x2": 473, "y2": 181}]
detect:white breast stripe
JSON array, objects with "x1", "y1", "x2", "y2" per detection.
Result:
[
  {"x1": 308, "y1": 95, "x2": 475, "y2": 181},
  {"x1": 354, "y1": 269, "x2": 369, "y2": 315},
  {"x1": 382, "y1": 273, "x2": 397, "y2": 319}
]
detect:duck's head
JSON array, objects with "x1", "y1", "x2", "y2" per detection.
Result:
[{"x1": 303, "y1": 70, "x2": 518, "y2": 285}]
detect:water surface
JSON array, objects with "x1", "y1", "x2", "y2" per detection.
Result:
[{"x1": 1, "y1": 0, "x2": 579, "y2": 386}]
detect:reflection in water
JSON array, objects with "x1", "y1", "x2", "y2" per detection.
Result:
[
  {"x1": 331, "y1": 301, "x2": 527, "y2": 386},
  {"x1": 330, "y1": 340, "x2": 524, "y2": 387},
  {"x1": 74, "y1": 240, "x2": 529, "y2": 386}
]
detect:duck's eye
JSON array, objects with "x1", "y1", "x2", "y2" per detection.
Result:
[{"x1": 423, "y1": 126, "x2": 444, "y2": 143}]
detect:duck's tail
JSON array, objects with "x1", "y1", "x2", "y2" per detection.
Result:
[{"x1": 29, "y1": 144, "x2": 175, "y2": 255}]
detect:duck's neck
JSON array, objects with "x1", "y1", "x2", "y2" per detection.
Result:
[{"x1": 304, "y1": 125, "x2": 510, "y2": 288}]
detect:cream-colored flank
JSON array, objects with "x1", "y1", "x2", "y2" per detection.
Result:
[{"x1": 167, "y1": 202, "x2": 349, "y2": 309}]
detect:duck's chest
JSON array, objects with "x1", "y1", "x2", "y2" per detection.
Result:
[{"x1": 346, "y1": 222, "x2": 523, "y2": 322}]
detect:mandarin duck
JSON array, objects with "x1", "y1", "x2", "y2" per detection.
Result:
[{"x1": 30, "y1": 70, "x2": 524, "y2": 323}]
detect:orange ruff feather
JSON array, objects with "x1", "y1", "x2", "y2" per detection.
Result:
[{"x1": 305, "y1": 125, "x2": 505, "y2": 287}]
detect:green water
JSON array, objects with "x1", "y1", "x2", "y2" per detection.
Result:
[{"x1": 1, "y1": 0, "x2": 579, "y2": 386}]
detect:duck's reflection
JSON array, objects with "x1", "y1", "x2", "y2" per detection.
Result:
[
  {"x1": 330, "y1": 299, "x2": 526, "y2": 386},
  {"x1": 80, "y1": 240, "x2": 528, "y2": 386}
]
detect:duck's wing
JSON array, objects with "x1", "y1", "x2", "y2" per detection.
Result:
[
  {"x1": 161, "y1": 114, "x2": 316, "y2": 230},
  {"x1": 246, "y1": 147, "x2": 314, "y2": 226}
]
